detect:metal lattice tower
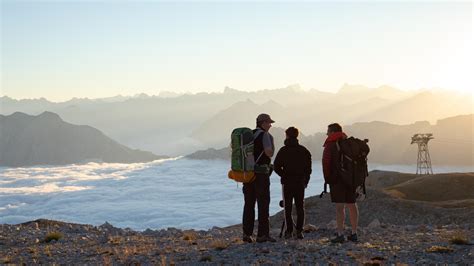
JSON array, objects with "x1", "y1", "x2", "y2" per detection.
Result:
[{"x1": 411, "y1": 133, "x2": 434, "y2": 175}]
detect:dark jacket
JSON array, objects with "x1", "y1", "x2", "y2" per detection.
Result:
[
  {"x1": 273, "y1": 138, "x2": 312, "y2": 186},
  {"x1": 322, "y1": 132, "x2": 347, "y2": 184}
]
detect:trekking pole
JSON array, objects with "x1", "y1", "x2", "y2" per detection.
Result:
[
  {"x1": 319, "y1": 182, "x2": 328, "y2": 198},
  {"x1": 279, "y1": 184, "x2": 286, "y2": 238}
]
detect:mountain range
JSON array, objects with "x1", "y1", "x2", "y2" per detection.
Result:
[
  {"x1": 0, "y1": 112, "x2": 166, "y2": 167},
  {"x1": 188, "y1": 114, "x2": 474, "y2": 166},
  {"x1": 1, "y1": 84, "x2": 472, "y2": 156}
]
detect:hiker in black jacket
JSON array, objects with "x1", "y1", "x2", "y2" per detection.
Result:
[{"x1": 273, "y1": 127, "x2": 312, "y2": 239}]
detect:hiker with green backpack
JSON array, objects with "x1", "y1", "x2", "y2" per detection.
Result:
[
  {"x1": 321, "y1": 123, "x2": 370, "y2": 243},
  {"x1": 229, "y1": 113, "x2": 276, "y2": 243}
]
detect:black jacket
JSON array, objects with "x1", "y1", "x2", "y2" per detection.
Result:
[{"x1": 273, "y1": 138, "x2": 312, "y2": 186}]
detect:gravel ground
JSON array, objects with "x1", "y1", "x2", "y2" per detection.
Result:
[
  {"x1": 2, "y1": 173, "x2": 473, "y2": 265},
  {"x1": 1, "y1": 208, "x2": 473, "y2": 264}
]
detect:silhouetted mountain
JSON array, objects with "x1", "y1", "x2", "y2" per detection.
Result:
[
  {"x1": 354, "y1": 91, "x2": 473, "y2": 125},
  {"x1": 187, "y1": 126, "x2": 292, "y2": 160},
  {"x1": 0, "y1": 112, "x2": 166, "y2": 167},
  {"x1": 186, "y1": 147, "x2": 229, "y2": 160},
  {"x1": 191, "y1": 99, "x2": 287, "y2": 148},
  {"x1": 190, "y1": 87, "x2": 472, "y2": 147},
  {"x1": 314, "y1": 114, "x2": 473, "y2": 166},
  {"x1": 100, "y1": 95, "x2": 131, "y2": 102},
  {"x1": 188, "y1": 114, "x2": 474, "y2": 166},
  {"x1": 3, "y1": 89, "x2": 310, "y2": 155},
  {"x1": 1, "y1": 85, "x2": 471, "y2": 156}
]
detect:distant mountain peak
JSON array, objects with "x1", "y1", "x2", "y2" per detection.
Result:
[
  {"x1": 261, "y1": 99, "x2": 284, "y2": 109},
  {"x1": 158, "y1": 91, "x2": 182, "y2": 98},
  {"x1": 0, "y1": 111, "x2": 163, "y2": 167},
  {"x1": 223, "y1": 86, "x2": 242, "y2": 94},
  {"x1": 133, "y1": 93, "x2": 150, "y2": 99},
  {"x1": 37, "y1": 111, "x2": 63, "y2": 122},
  {"x1": 71, "y1": 97, "x2": 89, "y2": 100},
  {"x1": 282, "y1": 84, "x2": 302, "y2": 92},
  {"x1": 5, "y1": 111, "x2": 30, "y2": 119},
  {"x1": 0, "y1": 95, "x2": 13, "y2": 100},
  {"x1": 238, "y1": 98, "x2": 257, "y2": 106},
  {"x1": 222, "y1": 98, "x2": 258, "y2": 110}
]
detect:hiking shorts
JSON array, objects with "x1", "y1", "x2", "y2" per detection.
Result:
[{"x1": 329, "y1": 182, "x2": 356, "y2": 203}]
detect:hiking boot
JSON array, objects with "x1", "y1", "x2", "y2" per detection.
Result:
[
  {"x1": 347, "y1": 233, "x2": 358, "y2": 242},
  {"x1": 242, "y1": 234, "x2": 254, "y2": 243},
  {"x1": 330, "y1": 234, "x2": 345, "y2": 243},
  {"x1": 256, "y1": 235, "x2": 277, "y2": 243},
  {"x1": 296, "y1": 231, "x2": 304, "y2": 239}
]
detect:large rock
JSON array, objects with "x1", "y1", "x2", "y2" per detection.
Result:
[{"x1": 367, "y1": 219, "x2": 381, "y2": 229}]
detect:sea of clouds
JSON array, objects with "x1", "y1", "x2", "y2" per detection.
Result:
[{"x1": 0, "y1": 158, "x2": 472, "y2": 230}]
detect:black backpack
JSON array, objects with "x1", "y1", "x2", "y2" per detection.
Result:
[{"x1": 320, "y1": 137, "x2": 370, "y2": 198}]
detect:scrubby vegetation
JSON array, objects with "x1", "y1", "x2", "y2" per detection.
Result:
[{"x1": 44, "y1": 232, "x2": 63, "y2": 243}]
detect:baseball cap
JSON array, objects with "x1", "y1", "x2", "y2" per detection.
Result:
[{"x1": 256, "y1": 113, "x2": 275, "y2": 123}]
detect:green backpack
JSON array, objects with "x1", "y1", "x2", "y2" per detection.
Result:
[
  {"x1": 230, "y1": 127, "x2": 256, "y2": 172},
  {"x1": 228, "y1": 127, "x2": 269, "y2": 182}
]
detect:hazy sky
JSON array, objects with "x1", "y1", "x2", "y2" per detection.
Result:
[{"x1": 1, "y1": 1, "x2": 472, "y2": 101}]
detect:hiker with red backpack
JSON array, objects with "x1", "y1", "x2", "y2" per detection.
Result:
[
  {"x1": 322, "y1": 123, "x2": 370, "y2": 243},
  {"x1": 273, "y1": 127, "x2": 312, "y2": 239}
]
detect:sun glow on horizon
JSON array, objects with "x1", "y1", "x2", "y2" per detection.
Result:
[{"x1": 1, "y1": 1, "x2": 472, "y2": 101}]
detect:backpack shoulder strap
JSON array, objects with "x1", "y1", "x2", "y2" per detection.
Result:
[
  {"x1": 255, "y1": 151, "x2": 265, "y2": 164},
  {"x1": 253, "y1": 129, "x2": 265, "y2": 141},
  {"x1": 335, "y1": 139, "x2": 341, "y2": 152},
  {"x1": 253, "y1": 129, "x2": 265, "y2": 164}
]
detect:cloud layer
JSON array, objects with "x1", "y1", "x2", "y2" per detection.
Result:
[{"x1": 1, "y1": 159, "x2": 470, "y2": 230}]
